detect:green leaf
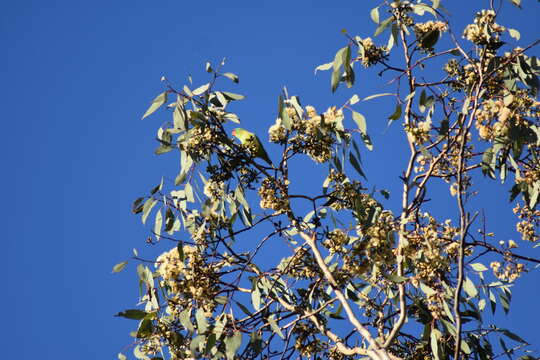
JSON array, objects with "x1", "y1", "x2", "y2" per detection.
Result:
[
  {"x1": 179, "y1": 308, "x2": 194, "y2": 333},
  {"x1": 386, "y1": 274, "x2": 408, "y2": 283},
  {"x1": 192, "y1": 83, "x2": 210, "y2": 96},
  {"x1": 349, "y1": 94, "x2": 360, "y2": 105},
  {"x1": 224, "y1": 331, "x2": 242, "y2": 360},
  {"x1": 142, "y1": 198, "x2": 157, "y2": 225},
  {"x1": 136, "y1": 319, "x2": 153, "y2": 338},
  {"x1": 363, "y1": 92, "x2": 395, "y2": 101},
  {"x1": 352, "y1": 111, "x2": 367, "y2": 134},
  {"x1": 267, "y1": 315, "x2": 285, "y2": 339},
  {"x1": 501, "y1": 329, "x2": 528, "y2": 344},
  {"x1": 374, "y1": 16, "x2": 394, "y2": 37},
  {"x1": 349, "y1": 153, "x2": 367, "y2": 180},
  {"x1": 221, "y1": 92, "x2": 245, "y2": 101},
  {"x1": 215, "y1": 296, "x2": 228, "y2": 305},
  {"x1": 252, "y1": 286, "x2": 261, "y2": 311},
  {"x1": 370, "y1": 7, "x2": 379, "y2": 24},
  {"x1": 164, "y1": 207, "x2": 175, "y2": 232},
  {"x1": 431, "y1": 328, "x2": 442, "y2": 360},
  {"x1": 462, "y1": 97, "x2": 471, "y2": 115},
  {"x1": 142, "y1": 92, "x2": 167, "y2": 120},
  {"x1": 116, "y1": 309, "x2": 148, "y2": 320},
  {"x1": 463, "y1": 277, "x2": 478, "y2": 298},
  {"x1": 190, "y1": 335, "x2": 205, "y2": 354},
  {"x1": 360, "y1": 133, "x2": 373, "y2": 151},
  {"x1": 420, "y1": 282, "x2": 436, "y2": 296},
  {"x1": 331, "y1": 46, "x2": 348, "y2": 93},
  {"x1": 222, "y1": 72, "x2": 239, "y2": 83},
  {"x1": 461, "y1": 339, "x2": 472, "y2": 354},
  {"x1": 132, "y1": 197, "x2": 145, "y2": 214},
  {"x1": 195, "y1": 308, "x2": 208, "y2": 333},
  {"x1": 508, "y1": 28, "x2": 520, "y2": 41},
  {"x1": 470, "y1": 263, "x2": 488, "y2": 272},
  {"x1": 529, "y1": 181, "x2": 539, "y2": 208},
  {"x1": 278, "y1": 95, "x2": 291, "y2": 130},
  {"x1": 235, "y1": 301, "x2": 252, "y2": 316},
  {"x1": 413, "y1": 4, "x2": 437, "y2": 17},
  {"x1": 118, "y1": 353, "x2": 127, "y2": 360},
  {"x1": 314, "y1": 61, "x2": 333, "y2": 74},
  {"x1": 112, "y1": 261, "x2": 128, "y2": 274},
  {"x1": 388, "y1": 104, "x2": 402, "y2": 121},
  {"x1": 173, "y1": 105, "x2": 186, "y2": 131},
  {"x1": 153, "y1": 209, "x2": 162, "y2": 240}
]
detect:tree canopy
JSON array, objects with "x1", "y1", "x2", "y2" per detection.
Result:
[{"x1": 115, "y1": 1, "x2": 540, "y2": 359}]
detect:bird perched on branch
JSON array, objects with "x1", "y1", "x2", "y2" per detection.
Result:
[{"x1": 232, "y1": 128, "x2": 272, "y2": 166}]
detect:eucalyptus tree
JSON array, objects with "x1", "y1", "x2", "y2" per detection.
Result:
[{"x1": 115, "y1": 1, "x2": 540, "y2": 359}]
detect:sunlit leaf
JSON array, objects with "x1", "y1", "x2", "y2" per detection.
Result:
[
  {"x1": 224, "y1": 331, "x2": 242, "y2": 360},
  {"x1": 112, "y1": 261, "x2": 128, "y2": 274},
  {"x1": 314, "y1": 62, "x2": 333, "y2": 74},
  {"x1": 222, "y1": 72, "x2": 239, "y2": 83},
  {"x1": 142, "y1": 92, "x2": 167, "y2": 120},
  {"x1": 370, "y1": 7, "x2": 380, "y2": 24},
  {"x1": 374, "y1": 16, "x2": 394, "y2": 37},
  {"x1": 352, "y1": 111, "x2": 367, "y2": 134},
  {"x1": 508, "y1": 28, "x2": 521, "y2": 41},
  {"x1": 363, "y1": 93, "x2": 395, "y2": 101}
]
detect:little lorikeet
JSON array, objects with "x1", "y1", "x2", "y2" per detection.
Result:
[{"x1": 232, "y1": 127, "x2": 272, "y2": 165}]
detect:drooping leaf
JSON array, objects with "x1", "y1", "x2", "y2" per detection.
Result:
[
  {"x1": 463, "y1": 277, "x2": 478, "y2": 298},
  {"x1": 349, "y1": 153, "x2": 367, "y2": 180},
  {"x1": 195, "y1": 308, "x2": 208, "y2": 334},
  {"x1": 352, "y1": 111, "x2": 367, "y2": 134},
  {"x1": 331, "y1": 46, "x2": 348, "y2": 93},
  {"x1": 267, "y1": 315, "x2": 285, "y2": 339},
  {"x1": 370, "y1": 7, "x2": 380, "y2": 24},
  {"x1": 222, "y1": 72, "x2": 239, "y2": 83},
  {"x1": 112, "y1": 261, "x2": 128, "y2": 274},
  {"x1": 374, "y1": 16, "x2": 394, "y2": 37},
  {"x1": 224, "y1": 331, "x2": 242, "y2": 360},
  {"x1": 142, "y1": 198, "x2": 157, "y2": 225},
  {"x1": 153, "y1": 209, "x2": 163, "y2": 240},
  {"x1": 116, "y1": 309, "x2": 148, "y2": 320},
  {"x1": 142, "y1": 92, "x2": 167, "y2": 120},
  {"x1": 136, "y1": 319, "x2": 153, "y2": 338},
  {"x1": 388, "y1": 104, "x2": 402, "y2": 121},
  {"x1": 431, "y1": 328, "x2": 442, "y2": 360}
]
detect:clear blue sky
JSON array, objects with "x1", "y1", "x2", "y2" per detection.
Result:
[{"x1": 2, "y1": 1, "x2": 539, "y2": 359}]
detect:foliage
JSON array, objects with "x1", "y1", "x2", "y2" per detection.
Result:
[{"x1": 115, "y1": 1, "x2": 540, "y2": 359}]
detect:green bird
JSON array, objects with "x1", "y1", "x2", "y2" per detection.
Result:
[{"x1": 232, "y1": 128, "x2": 272, "y2": 165}]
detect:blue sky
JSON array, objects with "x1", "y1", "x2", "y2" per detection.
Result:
[{"x1": 3, "y1": 0, "x2": 539, "y2": 359}]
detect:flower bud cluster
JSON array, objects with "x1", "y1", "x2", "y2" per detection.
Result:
[
  {"x1": 258, "y1": 177, "x2": 289, "y2": 212},
  {"x1": 358, "y1": 37, "x2": 387, "y2": 67},
  {"x1": 463, "y1": 10, "x2": 505, "y2": 45},
  {"x1": 490, "y1": 260, "x2": 525, "y2": 282},
  {"x1": 513, "y1": 203, "x2": 540, "y2": 243}
]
